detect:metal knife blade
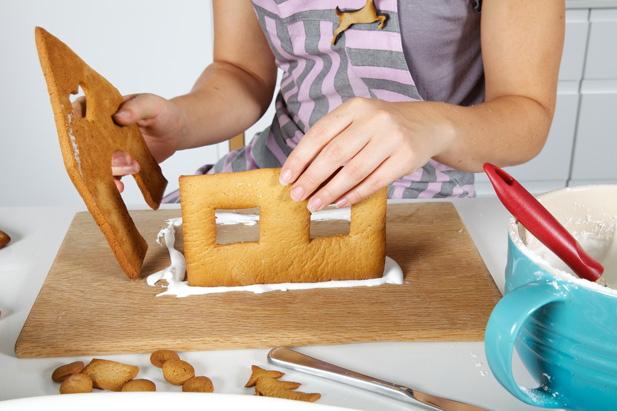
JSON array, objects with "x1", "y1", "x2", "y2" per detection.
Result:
[{"x1": 267, "y1": 347, "x2": 489, "y2": 411}]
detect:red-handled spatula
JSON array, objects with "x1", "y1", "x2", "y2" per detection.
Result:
[{"x1": 483, "y1": 163, "x2": 603, "y2": 282}]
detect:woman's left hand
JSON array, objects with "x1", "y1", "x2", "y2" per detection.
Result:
[{"x1": 279, "y1": 97, "x2": 453, "y2": 212}]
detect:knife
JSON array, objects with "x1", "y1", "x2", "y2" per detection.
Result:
[{"x1": 268, "y1": 347, "x2": 488, "y2": 411}]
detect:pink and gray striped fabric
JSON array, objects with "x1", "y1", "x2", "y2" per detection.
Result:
[{"x1": 164, "y1": 0, "x2": 479, "y2": 203}]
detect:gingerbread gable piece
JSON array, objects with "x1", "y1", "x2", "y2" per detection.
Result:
[
  {"x1": 179, "y1": 168, "x2": 387, "y2": 287},
  {"x1": 35, "y1": 27, "x2": 168, "y2": 279}
]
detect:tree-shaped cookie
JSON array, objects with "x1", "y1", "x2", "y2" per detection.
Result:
[{"x1": 245, "y1": 365, "x2": 321, "y2": 402}]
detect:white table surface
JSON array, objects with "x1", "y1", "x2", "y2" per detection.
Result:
[{"x1": 0, "y1": 199, "x2": 559, "y2": 410}]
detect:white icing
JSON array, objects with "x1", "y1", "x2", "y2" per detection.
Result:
[
  {"x1": 148, "y1": 209, "x2": 402, "y2": 298},
  {"x1": 66, "y1": 113, "x2": 82, "y2": 175},
  {"x1": 150, "y1": 255, "x2": 403, "y2": 298},
  {"x1": 310, "y1": 207, "x2": 351, "y2": 222},
  {"x1": 146, "y1": 218, "x2": 185, "y2": 286},
  {"x1": 511, "y1": 220, "x2": 617, "y2": 295},
  {"x1": 211, "y1": 206, "x2": 351, "y2": 226},
  {"x1": 215, "y1": 212, "x2": 258, "y2": 226}
]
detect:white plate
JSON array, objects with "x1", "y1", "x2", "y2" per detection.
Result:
[{"x1": 0, "y1": 392, "x2": 357, "y2": 411}]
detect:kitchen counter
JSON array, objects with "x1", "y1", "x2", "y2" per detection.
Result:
[{"x1": 0, "y1": 199, "x2": 559, "y2": 410}]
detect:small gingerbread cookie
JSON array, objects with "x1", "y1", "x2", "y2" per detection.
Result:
[
  {"x1": 51, "y1": 361, "x2": 85, "y2": 382},
  {"x1": 254, "y1": 378, "x2": 320, "y2": 402},
  {"x1": 0, "y1": 230, "x2": 10, "y2": 249},
  {"x1": 182, "y1": 376, "x2": 214, "y2": 393},
  {"x1": 82, "y1": 358, "x2": 139, "y2": 391},
  {"x1": 162, "y1": 359, "x2": 195, "y2": 386},
  {"x1": 244, "y1": 365, "x2": 285, "y2": 387},
  {"x1": 59, "y1": 373, "x2": 93, "y2": 394},
  {"x1": 256, "y1": 378, "x2": 301, "y2": 392},
  {"x1": 246, "y1": 365, "x2": 321, "y2": 403},
  {"x1": 150, "y1": 350, "x2": 180, "y2": 368},
  {"x1": 121, "y1": 379, "x2": 156, "y2": 392}
]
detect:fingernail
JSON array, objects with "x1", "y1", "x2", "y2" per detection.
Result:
[
  {"x1": 112, "y1": 153, "x2": 130, "y2": 166},
  {"x1": 335, "y1": 198, "x2": 348, "y2": 208},
  {"x1": 308, "y1": 197, "x2": 323, "y2": 213},
  {"x1": 114, "y1": 110, "x2": 130, "y2": 119},
  {"x1": 290, "y1": 186, "x2": 304, "y2": 202},
  {"x1": 279, "y1": 169, "x2": 292, "y2": 185},
  {"x1": 122, "y1": 160, "x2": 140, "y2": 174}
]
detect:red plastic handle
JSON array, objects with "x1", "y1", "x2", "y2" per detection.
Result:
[{"x1": 483, "y1": 163, "x2": 603, "y2": 282}]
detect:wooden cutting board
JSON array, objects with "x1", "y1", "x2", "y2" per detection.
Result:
[{"x1": 15, "y1": 203, "x2": 502, "y2": 358}]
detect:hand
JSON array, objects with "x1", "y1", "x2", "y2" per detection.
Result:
[
  {"x1": 110, "y1": 151, "x2": 140, "y2": 193},
  {"x1": 111, "y1": 94, "x2": 184, "y2": 192},
  {"x1": 278, "y1": 97, "x2": 453, "y2": 212},
  {"x1": 71, "y1": 96, "x2": 136, "y2": 192},
  {"x1": 72, "y1": 93, "x2": 183, "y2": 192}
]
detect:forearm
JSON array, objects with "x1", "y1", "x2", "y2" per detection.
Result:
[
  {"x1": 436, "y1": 0, "x2": 565, "y2": 173},
  {"x1": 279, "y1": 0, "x2": 563, "y2": 211},
  {"x1": 170, "y1": 0, "x2": 278, "y2": 151},
  {"x1": 430, "y1": 94, "x2": 554, "y2": 173},
  {"x1": 171, "y1": 61, "x2": 275, "y2": 151},
  {"x1": 431, "y1": 0, "x2": 564, "y2": 173}
]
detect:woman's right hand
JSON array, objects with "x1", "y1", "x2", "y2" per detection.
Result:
[{"x1": 110, "y1": 93, "x2": 185, "y2": 192}]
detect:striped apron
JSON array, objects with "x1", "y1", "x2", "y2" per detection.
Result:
[{"x1": 164, "y1": 0, "x2": 475, "y2": 203}]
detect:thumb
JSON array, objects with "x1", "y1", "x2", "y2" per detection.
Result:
[{"x1": 113, "y1": 93, "x2": 161, "y2": 126}]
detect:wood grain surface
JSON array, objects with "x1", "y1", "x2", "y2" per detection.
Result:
[{"x1": 15, "y1": 203, "x2": 502, "y2": 358}]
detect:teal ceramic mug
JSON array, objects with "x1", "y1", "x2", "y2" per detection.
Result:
[{"x1": 484, "y1": 185, "x2": 617, "y2": 411}]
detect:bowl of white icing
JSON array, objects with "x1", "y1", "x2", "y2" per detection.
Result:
[{"x1": 484, "y1": 185, "x2": 617, "y2": 411}]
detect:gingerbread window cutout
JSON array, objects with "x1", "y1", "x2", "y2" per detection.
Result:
[
  {"x1": 179, "y1": 168, "x2": 387, "y2": 287},
  {"x1": 35, "y1": 27, "x2": 167, "y2": 279},
  {"x1": 310, "y1": 207, "x2": 351, "y2": 239},
  {"x1": 215, "y1": 207, "x2": 261, "y2": 245}
]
